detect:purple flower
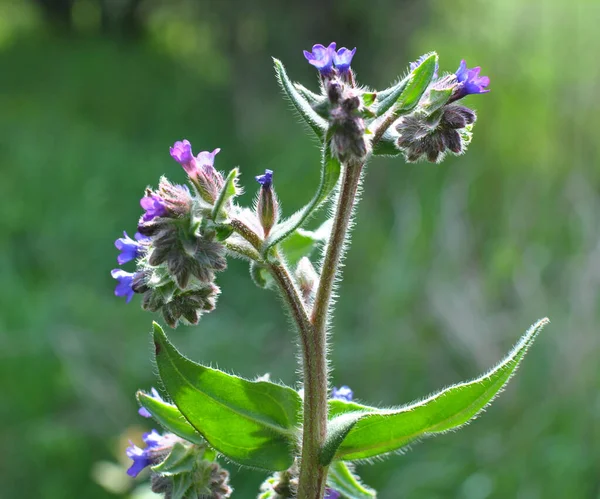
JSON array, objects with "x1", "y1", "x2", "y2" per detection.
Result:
[
  {"x1": 196, "y1": 148, "x2": 220, "y2": 172},
  {"x1": 332, "y1": 385, "x2": 353, "y2": 402},
  {"x1": 325, "y1": 488, "x2": 341, "y2": 499},
  {"x1": 255, "y1": 169, "x2": 273, "y2": 188},
  {"x1": 138, "y1": 387, "x2": 164, "y2": 418},
  {"x1": 126, "y1": 430, "x2": 165, "y2": 477},
  {"x1": 115, "y1": 231, "x2": 149, "y2": 265},
  {"x1": 303, "y1": 42, "x2": 337, "y2": 75},
  {"x1": 169, "y1": 140, "x2": 195, "y2": 173},
  {"x1": 140, "y1": 194, "x2": 167, "y2": 222},
  {"x1": 170, "y1": 139, "x2": 221, "y2": 178},
  {"x1": 333, "y1": 47, "x2": 356, "y2": 73},
  {"x1": 111, "y1": 269, "x2": 136, "y2": 303},
  {"x1": 453, "y1": 60, "x2": 490, "y2": 100}
]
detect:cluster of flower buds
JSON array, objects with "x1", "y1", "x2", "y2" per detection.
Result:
[
  {"x1": 129, "y1": 388, "x2": 233, "y2": 498},
  {"x1": 396, "y1": 57, "x2": 490, "y2": 163},
  {"x1": 303, "y1": 43, "x2": 370, "y2": 163},
  {"x1": 111, "y1": 140, "x2": 236, "y2": 327}
]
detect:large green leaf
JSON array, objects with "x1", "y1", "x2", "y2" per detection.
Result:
[
  {"x1": 136, "y1": 390, "x2": 205, "y2": 445},
  {"x1": 273, "y1": 58, "x2": 327, "y2": 140},
  {"x1": 327, "y1": 461, "x2": 376, "y2": 498},
  {"x1": 153, "y1": 322, "x2": 302, "y2": 471},
  {"x1": 321, "y1": 318, "x2": 549, "y2": 464},
  {"x1": 264, "y1": 140, "x2": 340, "y2": 252},
  {"x1": 395, "y1": 52, "x2": 438, "y2": 114}
]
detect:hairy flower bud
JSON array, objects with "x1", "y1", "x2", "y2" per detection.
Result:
[
  {"x1": 255, "y1": 169, "x2": 279, "y2": 238},
  {"x1": 327, "y1": 79, "x2": 368, "y2": 163},
  {"x1": 295, "y1": 257, "x2": 319, "y2": 304},
  {"x1": 138, "y1": 178, "x2": 193, "y2": 236},
  {"x1": 396, "y1": 104, "x2": 476, "y2": 163}
]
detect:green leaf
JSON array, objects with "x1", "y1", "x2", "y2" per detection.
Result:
[
  {"x1": 153, "y1": 322, "x2": 302, "y2": 471},
  {"x1": 280, "y1": 220, "x2": 331, "y2": 266},
  {"x1": 264, "y1": 140, "x2": 340, "y2": 252},
  {"x1": 328, "y1": 461, "x2": 377, "y2": 498},
  {"x1": 136, "y1": 390, "x2": 205, "y2": 445},
  {"x1": 321, "y1": 318, "x2": 549, "y2": 463},
  {"x1": 395, "y1": 53, "x2": 438, "y2": 114},
  {"x1": 212, "y1": 168, "x2": 241, "y2": 221},
  {"x1": 421, "y1": 87, "x2": 454, "y2": 115},
  {"x1": 273, "y1": 58, "x2": 327, "y2": 140},
  {"x1": 152, "y1": 442, "x2": 196, "y2": 476},
  {"x1": 372, "y1": 129, "x2": 402, "y2": 157},
  {"x1": 374, "y1": 76, "x2": 410, "y2": 116},
  {"x1": 362, "y1": 92, "x2": 377, "y2": 107}
]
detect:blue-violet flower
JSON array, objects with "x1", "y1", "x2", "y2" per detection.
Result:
[
  {"x1": 115, "y1": 231, "x2": 149, "y2": 265},
  {"x1": 255, "y1": 169, "x2": 273, "y2": 188},
  {"x1": 170, "y1": 140, "x2": 220, "y2": 178},
  {"x1": 140, "y1": 194, "x2": 167, "y2": 222},
  {"x1": 332, "y1": 385, "x2": 354, "y2": 402},
  {"x1": 111, "y1": 269, "x2": 136, "y2": 303},
  {"x1": 453, "y1": 60, "x2": 490, "y2": 99},
  {"x1": 126, "y1": 430, "x2": 171, "y2": 477},
  {"x1": 325, "y1": 488, "x2": 341, "y2": 499},
  {"x1": 303, "y1": 42, "x2": 336, "y2": 75},
  {"x1": 333, "y1": 47, "x2": 356, "y2": 73}
]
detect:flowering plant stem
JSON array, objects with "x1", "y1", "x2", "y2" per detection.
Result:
[{"x1": 285, "y1": 160, "x2": 364, "y2": 499}]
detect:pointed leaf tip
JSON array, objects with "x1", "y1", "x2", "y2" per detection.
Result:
[{"x1": 322, "y1": 318, "x2": 549, "y2": 463}]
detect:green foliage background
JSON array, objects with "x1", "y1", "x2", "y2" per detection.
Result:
[{"x1": 0, "y1": 0, "x2": 598, "y2": 497}]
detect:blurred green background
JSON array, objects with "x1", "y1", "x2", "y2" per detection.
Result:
[{"x1": 1, "y1": 0, "x2": 598, "y2": 497}]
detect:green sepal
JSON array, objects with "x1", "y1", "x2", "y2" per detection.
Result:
[
  {"x1": 211, "y1": 168, "x2": 241, "y2": 221},
  {"x1": 328, "y1": 461, "x2": 377, "y2": 498},
  {"x1": 264, "y1": 138, "x2": 340, "y2": 252},
  {"x1": 136, "y1": 390, "x2": 205, "y2": 445},
  {"x1": 395, "y1": 53, "x2": 438, "y2": 114},
  {"x1": 373, "y1": 76, "x2": 410, "y2": 117},
  {"x1": 273, "y1": 58, "x2": 327, "y2": 140},
  {"x1": 421, "y1": 87, "x2": 454, "y2": 115},
  {"x1": 151, "y1": 442, "x2": 196, "y2": 476},
  {"x1": 321, "y1": 318, "x2": 549, "y2": 463},
  {"x1": 293, "y1": 81, "x2": 322, "y2": 105},
  {"x1": 152, "y1": 322, "x2": 302, "y2": 471},
  {"x1": 171, "y1": 473, "x2": 194, "y2": 499},
  {"x1": 215, "y1": 223, "x2": 234, "y2": 241}
]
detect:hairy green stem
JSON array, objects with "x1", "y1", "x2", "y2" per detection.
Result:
[{"x1": 296, "y1": 160, "x2": 364, "y2": 499}]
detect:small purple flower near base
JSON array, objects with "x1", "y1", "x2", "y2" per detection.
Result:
[
  {"x1": 325, "y1": 488, "x2": 341, "y2": 499},
  {"x1": 255, "y1": 169, "x2": 273, "y2": 188},
  {"x1": 453, "y1": 60, "x2": 490, "y2": 100},
  {"x1": 333, "y1": 47, "x2": 356, "y2": 73},
  {"x1": 304, "y1": 42, "x2": 336, "y2": 76},
  {"x1": 115, "y1": 231, "x2": 149, "y2": 265},
  {"x1": 332, "y1": 385, "x2": 353, "y2": 402},
  {"x1": 111, "y1": 269, "x2": 136, "y2": 303},
  {"x1": 126, "y1": 430, "x2": 163, "y2": 477},
  {"x1": 138, "y1": 387, "x2": 164, "y2": 418},
  {"x1": 140, "y1": 194, "x2": 167, "y2": 222}
]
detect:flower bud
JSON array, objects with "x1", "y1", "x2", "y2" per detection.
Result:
[
  {"x1": 295, "y1": 257, "x2": 319, "y2": 304},
  {"x1": 255, "y1": 169, "x2": 279, "y2": 238}
]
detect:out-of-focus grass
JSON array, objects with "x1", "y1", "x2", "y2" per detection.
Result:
[{"x1": 0, "y1": 0, "x2": 598, "y2": 497}]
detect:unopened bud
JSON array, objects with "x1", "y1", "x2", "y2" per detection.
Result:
[
  {"x1": 296, "y1": 257, "x2": 319, "y2": 304},
  {"x1": 255, "y1": 169, "x2": 279, "y2": 238}
]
